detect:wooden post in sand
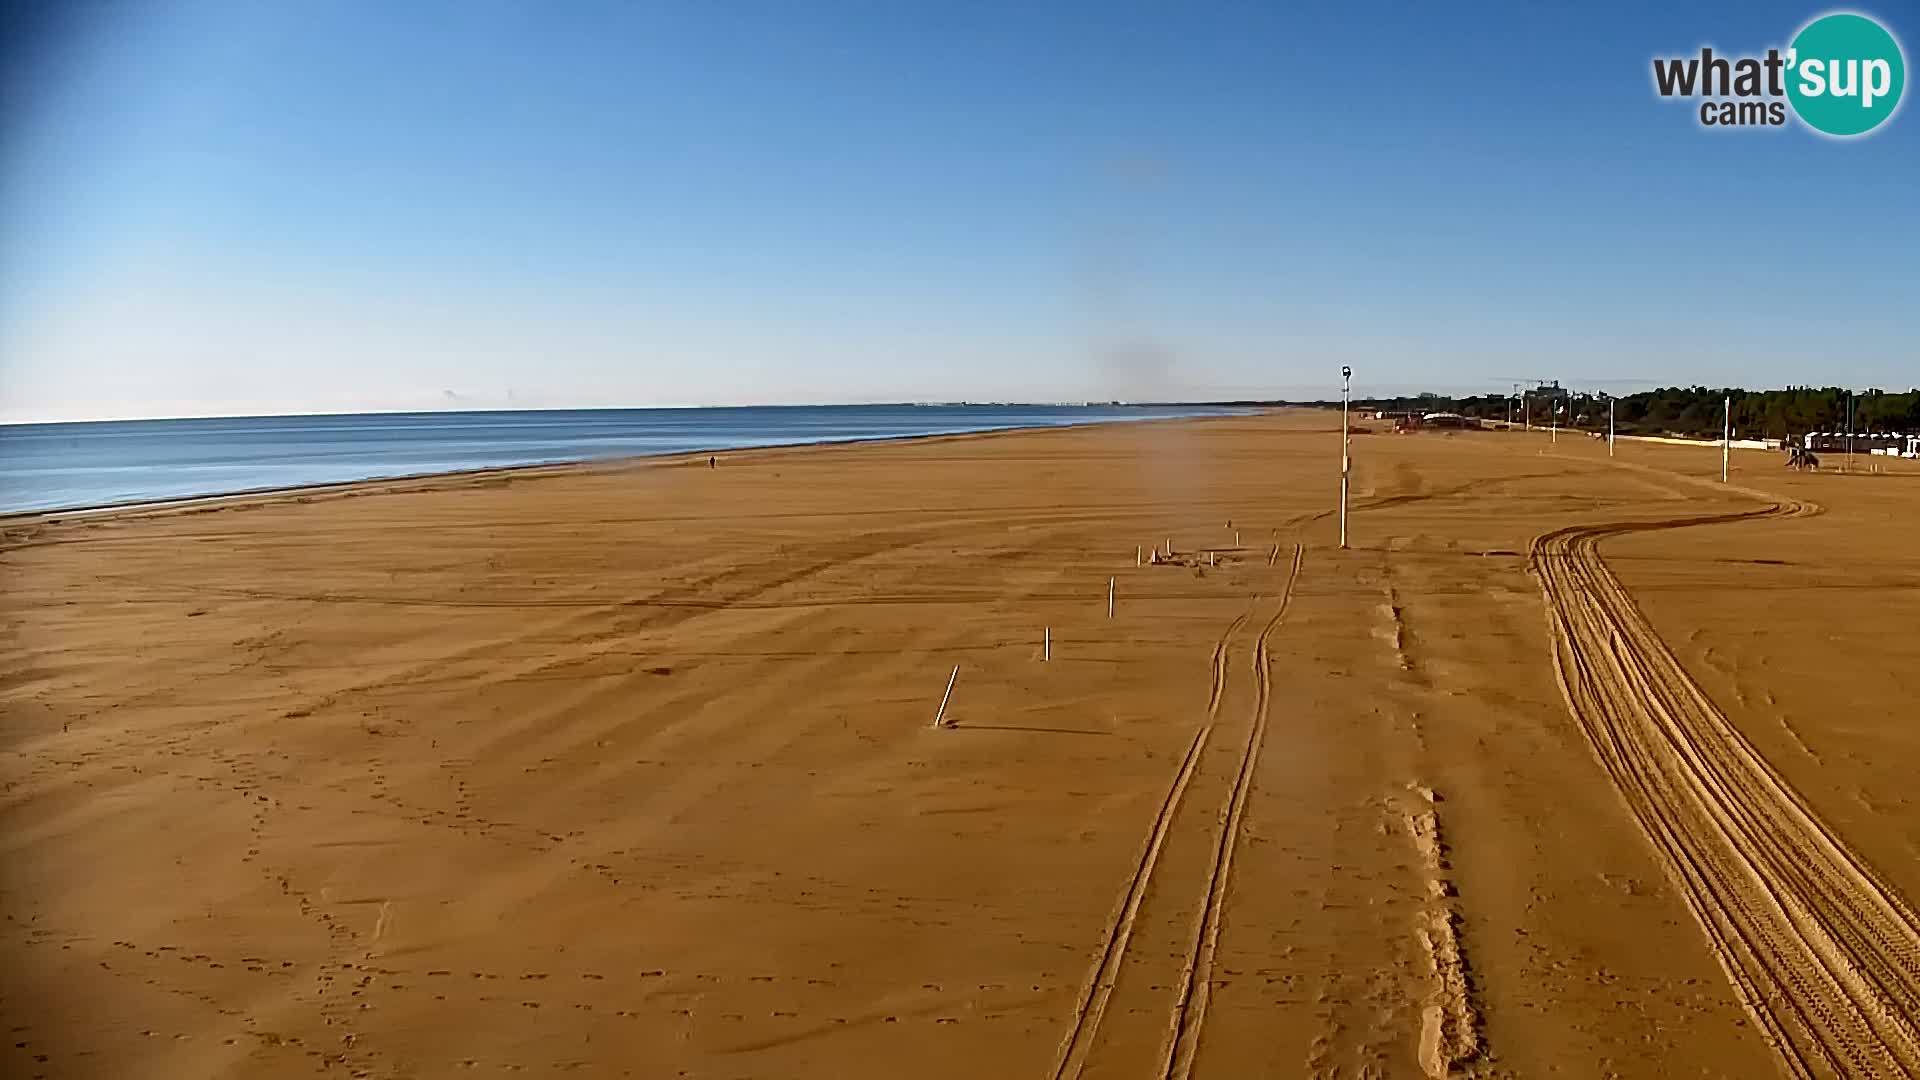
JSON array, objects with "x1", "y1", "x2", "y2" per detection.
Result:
[
  {"x1": 1043, "y1": 626, "x2": 1051, "y2": 662},
  {"x1": 1340, "y1": 365, "x2": 1351, "y2": 549},
  {"x1": 1108, "y1": 578, "x2": 1115, "y2": 618},
  {"x1": 932, "y1": 664, "x2": 960, "y2": 728},
  {"x1": 1136, "y1": 545, "x2": 1142, "y2": 567},
  {"x1": 1235, "y1": 530, "x2": 1240, "y2": 547},
  {"x1": 1165, "y1": 537, "x2": 1173, "y2": 558},
  {"x1": 1209, "y1": 551, "x2": 1216, "y2": 566}
]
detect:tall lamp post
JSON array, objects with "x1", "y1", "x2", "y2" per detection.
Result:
[
  {"x1": 1846, "y1": 390, "x2": 1855, "y2": 474},
  {"x1": 1340, "y1": 365, "x2": 1351, "y2": 550},
  {"x1": 1722, "y1": 395, "x2": 1731, "y2": 483}
]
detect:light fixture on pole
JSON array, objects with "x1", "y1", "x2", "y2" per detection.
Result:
[{"x1": 1340, "y1": 365, "x2": 1351, "y2": 550}]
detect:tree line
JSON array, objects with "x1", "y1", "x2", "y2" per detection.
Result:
[{"x1": 1346, "y1": 387, "x2": 1920, "y2": 440}]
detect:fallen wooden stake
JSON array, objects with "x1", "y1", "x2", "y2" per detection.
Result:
[{"x1": 932, "y1": 664, "x2": 960, "y2": 728}]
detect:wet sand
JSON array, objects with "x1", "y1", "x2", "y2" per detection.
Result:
[{"x1": 4, "y1": 411, "x2": 1916, "y2": 1078}]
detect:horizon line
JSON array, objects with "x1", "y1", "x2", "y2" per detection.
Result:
[{"x1": 4, "y1": 385, "x2": 1915, "y2": 428}]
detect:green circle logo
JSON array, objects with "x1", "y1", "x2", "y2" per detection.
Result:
[{"x1": 1787, "y1": 13, "x2": 1906, "y2": 136}]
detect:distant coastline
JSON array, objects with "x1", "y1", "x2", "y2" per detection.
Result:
[{"x1": 0, "y1": 403, "x2": 1253, "y2": 516}]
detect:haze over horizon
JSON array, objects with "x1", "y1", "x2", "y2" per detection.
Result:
[{"x1": 3, "y1": 1, "x2": 1915, "y2": 424}]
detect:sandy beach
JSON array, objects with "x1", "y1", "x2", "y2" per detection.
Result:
[{"x1": 4, "y1": 409, "x2": 1917, "y2": 1078}]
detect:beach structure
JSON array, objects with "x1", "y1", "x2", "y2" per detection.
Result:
[
  {"x1": 1803, "y1": 431, "x2": 1913, "y2": 455},
  {"x1": 1396, "y1": 412, "x2": 1482, "y2": 432}
]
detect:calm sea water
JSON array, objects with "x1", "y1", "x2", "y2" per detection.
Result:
[{"x1": 0, "y1": 404, "x2": 1246, "y2": 514}]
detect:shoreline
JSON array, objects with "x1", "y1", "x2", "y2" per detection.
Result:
[
  {"x1": 2, "y1": 408, "x2": 1261, "y2": 526},
  {"x1": 0, "y1": 401, "x2": 1268, "y2": 429}
]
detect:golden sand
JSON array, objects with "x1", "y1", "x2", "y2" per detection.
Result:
[{"x1": 5, "y1": 411, "x2": 1917, "y2": 1077}]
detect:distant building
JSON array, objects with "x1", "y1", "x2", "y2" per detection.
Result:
[
  {"x1": 1803, "y1": 431, "x2": 1911, "y2": 454},
  {"x1": 1420, "y1": 412, "x2": 1482, "y2": 430}
]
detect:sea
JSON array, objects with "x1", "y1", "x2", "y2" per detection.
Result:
[{"x1": 0, "y1": 404, "x2": 1248, "y2": 514}]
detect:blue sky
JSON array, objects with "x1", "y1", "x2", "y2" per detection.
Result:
[{"x1": 2, "y1": 1, "x2": 1915, "y2": 420}]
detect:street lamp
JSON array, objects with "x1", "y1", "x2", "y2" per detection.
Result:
[
  {"x1": 1340, "y1": 365, "x2": 1351, "y2": 550},
  {"x1": 1846, "y1": 389, "x2": 1855, "y2": 473}
]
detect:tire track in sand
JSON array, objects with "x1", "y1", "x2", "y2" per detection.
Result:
[
  {"x1": 1533, "y1": 498, "x2": 1920, "y2": 1078},
  {"x1": 1162, "y1": 544, "x2": 1302, "y2": 1080},
  {"x1": 1050, "y1": 545, "x2": 1304, "y2": 1080},
  {"x1": 1047, "y1": 608, "x2": 1249, "y2": 1080}
]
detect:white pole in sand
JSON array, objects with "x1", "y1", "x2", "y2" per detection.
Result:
[
  {"x1": 1235, "y1": 530, "x2": 1240, "y2": 547},
  {"x1": 1108, "y1": 578, "x2": 1114, "y2": 618},
  {"x1": 1135, "y1": 545, "x2": 1142, "y2": 567},
  {"x1": 1043, "y1": 626, "x2": 1051, "y2": 662},
  {"x1": 1340, "y1": 365, "x2": 1351, "y2": 550},
  {"x1": 932, "y1": 665, "x2": 959, "y2": 728},
  {"x1": 1722, "y1": 396, "x2": 1731, "y2": 483},
  {"x1": 1846, "y1": 391, "x2": 1855, "y2": 475},
  {"x1": 1609, "y1": 398, "x2": 1615, "y2": 457}
]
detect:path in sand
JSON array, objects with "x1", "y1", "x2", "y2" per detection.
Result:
[
  {"x1": 1536, "y1": 492, "x2": 1920, "y2": 1078},
  {"x1": 1050, "y1": 545, "x2": 1300, "y2": 1080}
]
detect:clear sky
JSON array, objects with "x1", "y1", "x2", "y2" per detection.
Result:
[{"x1": 2, "y1": 1, "x2": 1915, "y2": 421}]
